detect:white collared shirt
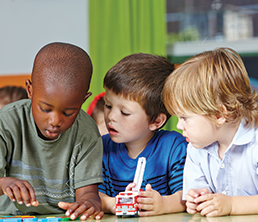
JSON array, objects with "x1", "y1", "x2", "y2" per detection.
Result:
[{"x1": 183, "y1": 121, "x2": 258, "y2": 199}]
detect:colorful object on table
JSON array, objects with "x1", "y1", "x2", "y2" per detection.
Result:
[
  {"x1": 115, "y1": 157, "x2": 146, "y2": 217},
  {"x1": 0, "y1": 217, "x2": 35, "y2": 222},
  {"x1": 0, "y1": 216, "x2": 75, "y2": 222},
  {"x1": 44, "y1": 219, "x2": 59, "y2": 222},
  {"x1": 2, "y1": 219, "x2": 22, "y2": 222},
  {"x1": 0, "y1": 216, "x2": 35, "y2": 222},
  {"x1": 37, "y1": 219, "x2": 47, "y2": 222},
  {"x1": 23, "y1": 218, "x2": 37, "y2": 222}
]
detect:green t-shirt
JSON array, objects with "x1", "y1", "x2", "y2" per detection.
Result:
[{"x1": 0, "y1": 99, "x2": 103, "y2": 214}]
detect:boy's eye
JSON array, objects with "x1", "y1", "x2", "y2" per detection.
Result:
[
  {"x1": 105, "y1": 104, "x2": 111, "y2": 109},
  {"x1": 63, "y1": 112, "x2": 75, "y2": 117},
  {"x1": 40, "y1": 106, "x2": 75, "y2": 117},
  {"x1": 121, "y1": 111, "x2": 130, "y2": 116},
  {"x1": 40, "y1": 106, "x2": 51, "y2": 113},
  {"x1": 180, "y1": 116, "x2": 187, "y2": 120}
]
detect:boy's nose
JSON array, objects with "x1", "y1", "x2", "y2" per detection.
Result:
[
  {"x1": 176, "y1": 119, "x2": 183, "y2": 130},
  {"x1": 107, "y1": 109, "x2": 116, "y2": 122},
  {"x1": 49, "y1": 112, "x2": 62, "y2": 127}
]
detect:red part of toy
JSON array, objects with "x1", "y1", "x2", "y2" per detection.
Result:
[
  {"x1": 86, "y1": 92, "x2": 105, "y2": 116},
  {"x1": 115, "y1": 189, "x2": 143, "y2": 217}
]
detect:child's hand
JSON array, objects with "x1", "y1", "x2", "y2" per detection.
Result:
[
  {"x1": 58, "y1": 200, "x2": 103, "y2": 220},
  {"x1": 194, "y1": 193, "x2": 232, "y2": 217},
  {"x1": 136, "y1": 184, "x2": 164, "y2": 216},
  {"x1": 0, "y1": 177, "x2": 39, "y2": 207},
  {"x1": 58, "y1": 185, "x2": 103, "y2": 220},
  {"x1": 125, "y1": 182, "x2": 136, "y2": 191},
  {"x1": 185, "y1": 188, "x2": 210, "y2": 214}
]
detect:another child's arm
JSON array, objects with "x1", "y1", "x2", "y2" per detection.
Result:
[
  {"x1": 126, "y1": 183, "x2": 186, "y2": 216},
  {"x1": 0, "y1": 177, "x2": 39, "y2": 207},
  {"x1": 99, "y1": 192, "x2": 116, "y2": 214},
  {"x1": 194, "y1": 193, "x2": 258, "y2": 216},
  {"x1": 58, "y1": 184, "x2": 103, "y2": 220}
]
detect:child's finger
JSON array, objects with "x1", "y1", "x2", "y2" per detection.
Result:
[
  {"x1": 58, "y1": 201, "x2": 72, "y2": 210},
  {"x1": 125, "y1": 183, "x2": 136, "y2": 191},
  {"x1": 11, "y1": 185, "x2": 24, "y2": 205},
  {"x1": 67, "y1": 202, "x2": 93, "y2": 220},
  {"x1": 137, "y1": 202, "x2": 152, "y2": 211},
  {"x1": 186, "y1": 201, "x2": 198, "y2": 211},
  {"x1": 186, "y1": 200, "x2": 200, "y2": 214},
  {"x1": 188, "y1": 189, "x2": 201, "y2": 198},
  {"x1": 200, "y1": 188, "x2": 210, "y2": 195},
  {"x1": 137, "y1": 196, "x2": 152, "y2": 204},
  {"x1": 25, "y1": 183, "x2": 38, "y2": 206},
  {"x1": 195, "y1": 193, "x2": 213, "y2": 203},
  {"x1": 78, "y1": 206, "x2": 95, "y2": 220},
  {"x1": 4, "y1": 187, "x2": 16, "y2": 202},
  {"x1": 138, "y1": 190, "x2": 148, "y2": 197},
  {"x1": 186, "y1": 207, "x2": 199, "y2": 215},
  {"x1": 94, "y1": 211, "x2": 104, "y2": 220},
  {"x1": 185, "y1": 193, "x2": 196, "y2": 202},
  {"x1": 199, "y1": 204, "x2": 214, "y2": 216},
  {"x1": 31, "y1": 200, "x2": 39, "y2": 207},
  {"x1": 204, "y1": 209, "x2": 218, "y2": 217},
  {"x1": 145, "y1": 184, "x2": 153, "y2": 191},
  {"x1": 64, "y1": 202, "x2": 80, "y2": 216},
  {"x1": 22, "y1": 181, "x2": 38, "y2": 206},
  {"x1": 17, "y1": 182, "x2": 34, "y2": 207}
]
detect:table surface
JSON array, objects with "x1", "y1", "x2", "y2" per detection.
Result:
[
  {"x1": 3, "y1": 213, "x2": 258, "y2": 222},
  {"x1": 101, "y1": 213, "x2": 258, "y2": 222},
  {"x1": 34, "y1": 213, "x2": 258, "y2": 222}
]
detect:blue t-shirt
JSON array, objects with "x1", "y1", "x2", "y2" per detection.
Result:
[{"x1": 99, "y1": 130, "x2": 187, "y2": 197}]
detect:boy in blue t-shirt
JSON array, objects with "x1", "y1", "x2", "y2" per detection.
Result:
[{"x1": 98, "y1": 53, "x2": 187, "y2": 216}]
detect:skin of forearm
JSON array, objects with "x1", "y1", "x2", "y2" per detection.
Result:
[
  {"x1": 231, "y1": 195, "x2": 258, "y2": 215},
  {"x1": 99, "y1": 192, "x2": 115, "y2": 213},
  {"x1": 162, "y1": 190, "x2": 186, "y2": 214},
  {"x1": 0, "y1": 178, "x2": 5, "y2": 195}
]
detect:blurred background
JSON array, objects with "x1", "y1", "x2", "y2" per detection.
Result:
[{"x1": 0, "y1": 0, "x2": 257, "y2": 132}]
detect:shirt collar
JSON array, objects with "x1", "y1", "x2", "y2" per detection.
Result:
[
  {"x1": 232, "y1": 120, "x2": 254, "y2": 145},
  {"x1": 204, "y1": 120, "x2": 254, "y2": 157}
]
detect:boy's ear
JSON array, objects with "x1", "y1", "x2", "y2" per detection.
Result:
[
  {"x1": 25, "y1": 79, "x2": 33, "y2": 99},
  {"x1": 149, "y1": 113, "x2": 167, "y2": 131},
  {"x1": 215, "y1": 104, "x2": 227, "y2": 127},
  {"x1": 215, "y1": 115, "x2": 226, "y2": 127},
  {"x1": 83, "y1": 92, "x2": 92, "y2": 103}
]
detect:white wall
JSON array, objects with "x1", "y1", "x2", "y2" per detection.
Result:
[{"x1": 0, "y1": 0, "x2": 89, "y2": 75}]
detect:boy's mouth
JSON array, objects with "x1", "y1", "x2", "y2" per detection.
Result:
[
  {"x1": 45, "y1": 129, "x2": 60, "y2": 138},
  {"x1": 182, "y1": 133, "x2": 190, "y2": 142},
  {"x1": 108, "y1": 125, "x2": 118, "y2": 134}
]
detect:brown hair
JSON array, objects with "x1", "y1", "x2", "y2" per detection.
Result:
[
  {"x1": 104, "y1": 53, "x2": 174, "y2": 126},
  {"x1": 163, "y1": 47, "x2": 258, "y2": 128}
]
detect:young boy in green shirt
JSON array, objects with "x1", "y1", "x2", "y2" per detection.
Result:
[{"x1": 0, "y1": 42, "x2": 103, "y2": 220}]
